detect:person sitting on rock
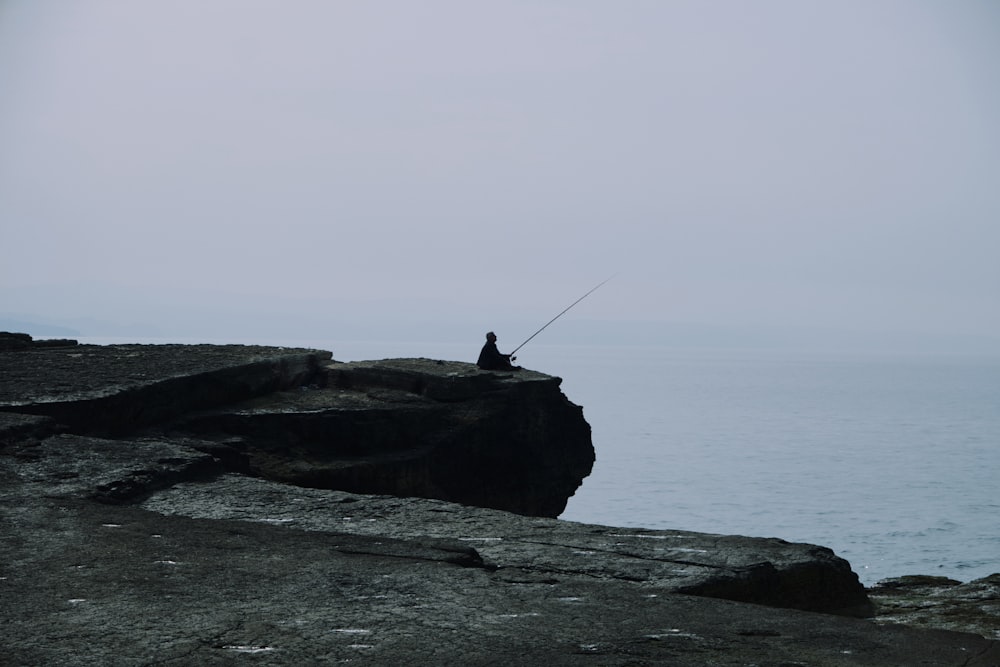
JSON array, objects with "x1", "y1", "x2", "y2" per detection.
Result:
[{"x1": 477, "y1": 331, "x2": 520, "y2": 370}]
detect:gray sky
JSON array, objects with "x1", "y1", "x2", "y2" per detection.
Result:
[{"x1": 2, "y1": 1, "x2": 999, "y2": 349}]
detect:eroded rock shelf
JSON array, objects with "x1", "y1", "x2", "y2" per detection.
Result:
[{"x1": 1, "y1": 335, "x2": 996, "y2": 665}]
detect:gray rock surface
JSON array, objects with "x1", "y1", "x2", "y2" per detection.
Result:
[
  {"x1": 142, "y1": 475, "x2": 873, "y2": 617},
  {"x1": 2, "y1": 340, "x2": 998, "y2": 665},
  {"x1": 0, "y1": 342, "x2": 330, "y2": 435},
  {"x1": 869, "y1": 574, "x2": 1000, "y2": 640},
  {"x1": 3, "y1": 461, "x2": 997, "y2": 666}
]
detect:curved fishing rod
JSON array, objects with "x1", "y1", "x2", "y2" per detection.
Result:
[{"x1": 509, "y1": 274, "x2": 616, "y2": 357}]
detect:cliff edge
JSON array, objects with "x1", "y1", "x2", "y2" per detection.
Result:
[{"x1": 1, "y1": 335, "x2": 996, "y2": 665}]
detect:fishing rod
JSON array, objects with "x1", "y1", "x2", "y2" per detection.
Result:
[{"x1": 509, "y1": 274, "x2": 616, "y2": 357}]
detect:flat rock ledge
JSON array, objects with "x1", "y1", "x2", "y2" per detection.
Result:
[
  {"x1": 1, "y1": 338, "x2": 998, "y2": 666},
  {"x1": 868, "y1": 574, "x2": 1000, "y2": 641}
]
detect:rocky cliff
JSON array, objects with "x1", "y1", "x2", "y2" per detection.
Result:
[
  {"x1": 165, "y1": 357, "x2": 595, "y2": 518},
  {"x1": 1, "y1": 334, "x2": 997, "y2": 666},
  {"x1": 0, "y1": 340, "x2": 594, "y2": 517}
]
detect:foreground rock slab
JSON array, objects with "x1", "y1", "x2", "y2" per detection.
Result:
[
  {"x1": 2, "y1": 469, "x2": 997, "y2": 666},
  {"x1": 144, "y1": 475, "x2": 873, "y2": 617}
]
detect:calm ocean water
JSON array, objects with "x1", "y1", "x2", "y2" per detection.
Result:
[
  {"x1": 85, "y1": 336, "x2": 1000, "y2": 586},
  {"x1": 548, "y1": 345, "x2": 999, "y2": 587}
]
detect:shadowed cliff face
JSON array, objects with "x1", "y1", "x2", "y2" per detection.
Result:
[{"x1": 158, "y1": 358, "x2": 596, "y2": 518}]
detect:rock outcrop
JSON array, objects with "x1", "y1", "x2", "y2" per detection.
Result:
[
  {"x1": 869, "y1": 574, "x2": 1000, "y2": 640},
  {"x1": 0, "y1": 331, "x2": 78, "y2": 350},
  {"x1": 166, "y1": 358, "x2": 595, "y2": 517},
  {"x1": 0, "y1": 343, "x2": 594, "y2": 517},
  {"x1": 1, "y1": 338, "x2": 997, "y2": 665},
  {"x1": 0, "y1": 340, "x2": 329, "y2": 436}
]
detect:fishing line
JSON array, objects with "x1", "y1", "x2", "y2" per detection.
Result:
[{"x1": 510, "y1": 274, "x2": 617, "y2": 356}]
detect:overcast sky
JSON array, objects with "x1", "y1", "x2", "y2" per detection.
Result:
[{"x1": 1, "y1": 1, "x2": 998, "y2": 349}]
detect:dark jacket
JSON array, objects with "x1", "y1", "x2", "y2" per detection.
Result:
[{"x1": 477, "y1": 341, "x2": 513, "y2": 370}]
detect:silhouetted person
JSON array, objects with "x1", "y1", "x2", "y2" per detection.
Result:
[{"x1": 477, "y1": 331, "x2": 519, "y2": 370}]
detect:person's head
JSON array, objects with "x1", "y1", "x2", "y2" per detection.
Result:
[{"x1": 486, "y1": 331, "x2": 496, "y2": 343}]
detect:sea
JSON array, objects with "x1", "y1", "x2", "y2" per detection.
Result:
[{"x1": 85, "y1": 336, "x2": 1000, "y2": 587}]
